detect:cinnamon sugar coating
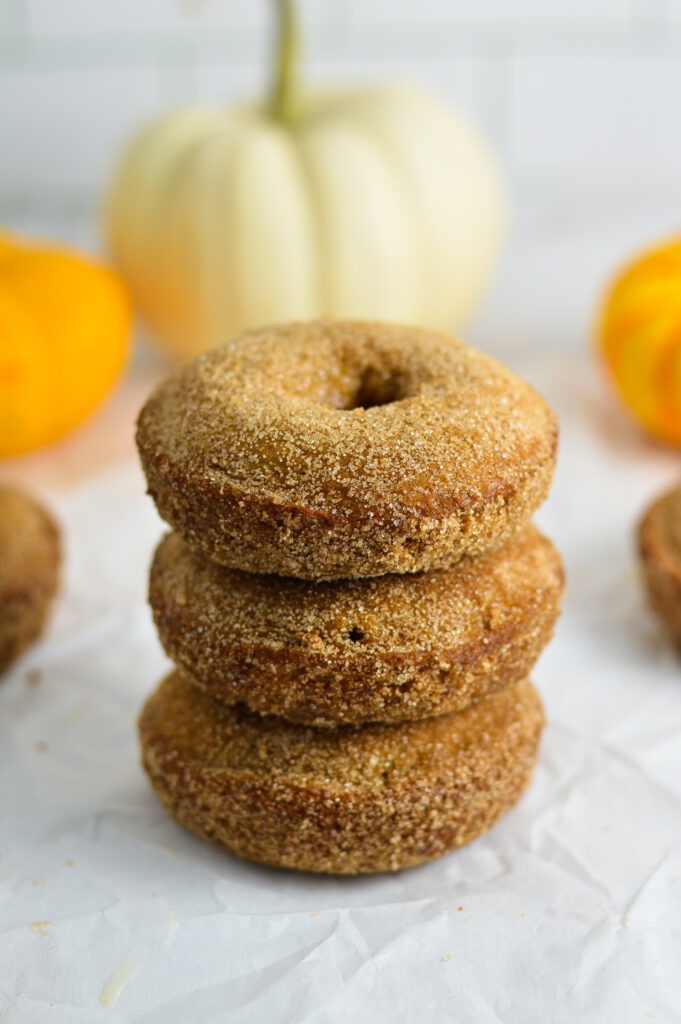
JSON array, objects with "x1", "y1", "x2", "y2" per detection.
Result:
[
  {"x1": 139, "y1": 672, "x2": 544, "y2": 874},
  {"x1": 150, "y1": 525, "x2": 563, "y2": 725},
  {"x1": 136, "y1": 320, "x2": 558, "y2": 580},
  {"x1": 0, "y1": 486, "x2": 60, "y2": 673},
  {"x1": 639, "y1": 483, "x2": 681, "y2": 641}
]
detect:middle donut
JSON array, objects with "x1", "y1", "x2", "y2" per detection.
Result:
[{"x1": 150, "y1": 525, "x2": 563, "y2": 726}]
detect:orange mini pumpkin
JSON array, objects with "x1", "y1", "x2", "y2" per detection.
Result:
[
  {"x1": 0, "y1": 232, "x2": 131, "y2": 458},
  {"x1": 598, "y1": 238, "x2": 681, "y2": 446}
]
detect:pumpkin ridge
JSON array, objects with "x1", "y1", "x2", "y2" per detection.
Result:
[{"x1": 333, "y1": 97, "x2": 424, "y2": 318}]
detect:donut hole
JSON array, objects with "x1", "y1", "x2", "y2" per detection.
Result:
[{"x1": 337, "y1": 367, "x2": 407, "y2": 410}]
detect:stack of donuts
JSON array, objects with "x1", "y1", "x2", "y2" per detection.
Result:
[{"x1": 137, "y1": 321, "x2": 563, "y2": 875}]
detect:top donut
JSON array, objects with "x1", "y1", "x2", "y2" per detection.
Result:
[{"x1": 137, "y1": 320, "x2": 558, "y2": 580}]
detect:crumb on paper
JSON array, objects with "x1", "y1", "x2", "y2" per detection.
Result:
[
  {"x1": 442, "y1": 954, "x2": 451, "y2": 963},
  {"x1": 299, "y1": 976, "x2": 311, "y2": 985},
  {"x1": 30, "y1": 922, "x2": 50, "y2": 937},
  {"x1": 70, "y1": 706, "x2": 94, "y2": 725},
  {"x1": 65, "y1": 860, "x2": 74, "y2": 867},
  {"x1": 458, "y1": 906, "x2": 463, "y2": 912},
  {"x1": 34, "y1": 741, "x2": 47, "y2": 753},
  {"x1": 99, "y1": 957, "x2": 142, "y2": 1008},
  {"x1": 25, "y1": 669, "x2": 42, "y2": 686},
  {"x1": 29, "y1": 877, "x2": 44, "y2": 887}
]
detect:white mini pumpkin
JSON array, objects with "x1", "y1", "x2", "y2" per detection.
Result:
[{"x1": 106, "y1": 0, "x2": 505, "y2": 359}]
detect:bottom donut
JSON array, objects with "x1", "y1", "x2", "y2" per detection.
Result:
[{"x1": 139, "y1": 672, "x2": 544, "y2": 875}]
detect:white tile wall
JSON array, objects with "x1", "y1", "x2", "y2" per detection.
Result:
[
  {"x1": 24, "y1": 0, "x2": 336, "y2": 38},
  {"x1": 346, "y1": 0, "x2": 638, "y2": 29},
  {"x1": 0, "y1": 0, "x2": 25, "y2": 35},
  {"x1": 511, "y1": 53, "x2": 681, "y2": 189},
  {"x1": 0, "y1": 66, "x2": 163, "y2": 201},
  {"x1": 1, "y1": 0, "x2": 681, "y2": 221}
]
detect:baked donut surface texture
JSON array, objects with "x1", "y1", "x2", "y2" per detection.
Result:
[
  {"x1": 136, "y1": 320, "x2": 558, "y2": 580},
  {"x1": 150, "y1": 525, "x2": 563, "y2": 726},
  {"x1": 0, "y1": 485, "x2": 60, "y2": 673},
  {"x1": 139, "y1": 672, "x2": 544, "y2": 875},
  {"x1": 639, "y1": 482, "x2": 681, "y2": 641}
]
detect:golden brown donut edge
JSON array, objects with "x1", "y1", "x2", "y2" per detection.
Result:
[
  {"x1": 149, "y1": 525, "x2": 564, "y2": 726},
  {"x1": 139, "y1": 673, "x2": 545, "y2": 875},
  {"x1": 136, "y1": 320, "x2": 559, "y2": 580}
]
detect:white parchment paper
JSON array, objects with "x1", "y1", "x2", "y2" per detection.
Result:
[{"x1": 2, "y1": 349, "x2": 681, "y2": 1023}]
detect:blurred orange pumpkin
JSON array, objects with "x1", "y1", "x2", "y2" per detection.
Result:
[
  {"x1": 0, "y1": 232, "x2": 131, "y2": 458},
  {"x1": 598, "y1": 238, "x2": 681, "y2": 446}
]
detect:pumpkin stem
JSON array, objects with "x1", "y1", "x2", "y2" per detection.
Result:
[{"x1": 270, "y1": 0, "x2": 303, "y2": 123}]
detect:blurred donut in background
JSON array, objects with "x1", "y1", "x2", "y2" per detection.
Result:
[{"x1": 0, "y1": 485, "x2": 60, "y2": 674}]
